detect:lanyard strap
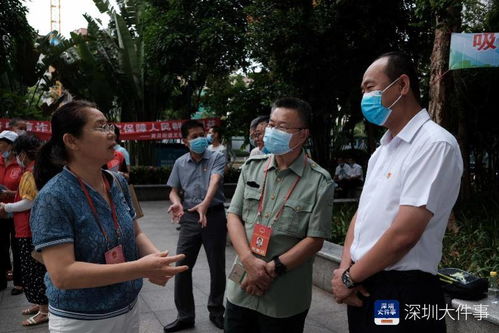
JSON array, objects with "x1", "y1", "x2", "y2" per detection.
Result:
[
  {"x1": 77, "y1": 174, "x2": 121, "y2": 245},
  {"x1": 257, "y1": 155, "x2": 306, "y2": 225}
]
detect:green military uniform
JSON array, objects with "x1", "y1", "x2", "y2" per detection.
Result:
[{"x1": 227, "y1": 150, "x2": 334, "y2": 318}]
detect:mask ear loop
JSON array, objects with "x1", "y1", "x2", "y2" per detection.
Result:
[
  {"x1": 288, "y1": 129, "x2": 307, "y2": 152},
  {"x1": 382, "y1": 76, "x2": 403, "y2": 110}
]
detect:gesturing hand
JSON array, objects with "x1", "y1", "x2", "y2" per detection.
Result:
[
  {"x1": 168, "y1": 203, "x2": 184, "y2": 224},
  {"x1": 188, "y1": 202, "x2": 209, "y2": 227},
  {"x1": 139, "y1": 251, "x2": 188, "y2": 282}
]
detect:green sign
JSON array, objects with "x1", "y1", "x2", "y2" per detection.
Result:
[{"x1": 449, "y1": 33, "x2": 499, "y2": 70}]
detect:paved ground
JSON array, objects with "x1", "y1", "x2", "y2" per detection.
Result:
[{"x1": 0, "y1": 201, "x2": 348, "y2": 333}]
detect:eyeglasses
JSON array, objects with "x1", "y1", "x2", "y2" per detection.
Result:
[
  {"x1": 93, "y1": 123, "x2": 115, "y2": 133},
  {"x1": 267, "y1": 123, "x2": 304, "y2": 133}
]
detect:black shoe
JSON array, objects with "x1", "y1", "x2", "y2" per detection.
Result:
[
  {"x1": 209, "y1": 314, "x2": 224, "y2": 330},
  {"x1": 11, "y1": 287, "x2": 23, "y2": 295},
  {"x1": 163, "y1": 319, "x2": 194, "y2": 332}
]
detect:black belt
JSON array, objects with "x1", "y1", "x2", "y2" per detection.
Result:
[{"x1": 365, "y1": 269, "x2": 438, "y2": 286}]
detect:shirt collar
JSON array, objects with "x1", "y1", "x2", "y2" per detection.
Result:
[
  {"x1": 267, "y1": 150, "x2": 307, "y2": 177},
  {"x1": 380, "y1": 109, "x2": 430, "y2": 145},
  {"x1": 187, "y1": 149, "x2": 211, "y2": 162}
]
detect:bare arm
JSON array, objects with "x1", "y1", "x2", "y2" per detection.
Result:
[
  {"x1": 169, "y1": 187, "x2": 182, "y2": 206},
  {"x1": 333, "y1": 205, "x2": 432, "y2": 304},
  {"x1": 349, "y1": 205, "x2": 432, "y2": 282},
  {"x1": 339, "y1": 212, "x2": 357, "y2": 269},
  {"x1": 202, "y1": 173, "x2": 222, "y2": 206},
  {"x1": 41, "y1": 243, "x2": 188, "y2": 290},
  {"x1": 188, "y1": 173, "x2": 223, "y2": 227},
  {"x1": 134, "y1": 220, "x2": 160, "y2": 257}
]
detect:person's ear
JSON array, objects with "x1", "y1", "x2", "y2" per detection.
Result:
[
  {"x1": 63, "y1": 133, "x2": 79, "y2": 152},
  {"x1": 399, "y1": 74, "x2": 411, "y2": 96},
  {"x1": 182, "y1": 138, "x2": 189, "y2": 148},
  {"x1": 300, "y1": 128, "x2": 310, "y2": 143}
]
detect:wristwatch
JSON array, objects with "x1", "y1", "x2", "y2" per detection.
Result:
[
  {"x1": 273, "y1": 256, "x2": 287, "y2": 276},
  {"x1": 341, "y1": 266, "x2": 359, "y2": 289}
]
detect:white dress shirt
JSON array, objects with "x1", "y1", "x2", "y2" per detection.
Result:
[
  {"x1": 349, "y1": 163, "x2": 364, "y2": 181},
  {"x1": 335, "y1": 163, "x2": 352, "y2": 180},
  {"x1": 350, "y1": 109, "x2": 463, "y2": 274}
]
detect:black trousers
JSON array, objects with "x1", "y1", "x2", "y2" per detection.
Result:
[
  {"x1": 174, "y1": 206, "x2": 227, "y2": 322},
  {"x1": 347, "y1": 270, "x2": 447, "y2": 333},
  {"x1": 18, "y1": 238, "x2": 48, "y2": 305},
  {"x1": 224, "y1": 301, "x2": 308, "y2": 333},
  {"x1": 0, "y1": 218, "x2": 22, "y2": 288}
]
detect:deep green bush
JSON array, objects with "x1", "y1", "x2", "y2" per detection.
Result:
[
  {"x1": 129, "y1": 166, "x2": 172, "y2": 185},
  {"x1": 130, "y1": 165, "x2": 241, "y2": 184}
]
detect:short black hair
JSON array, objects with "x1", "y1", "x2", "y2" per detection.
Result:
[
  {"x1": 181, "y1": 120, "x2": 204, "y2": 138},
  {"x1": 13, "y1": 133, "x2": 42, "y2": 160},
  {"x1": 375, "y1": 51, "x2": 421, "y2": 103},
  {"x1": 271, "y1": 97, "x2": 311, "y2": 128}
]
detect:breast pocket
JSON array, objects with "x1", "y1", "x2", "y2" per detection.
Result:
[
  {"x1": 242, "y1": 187, "x2": 261, "y2": 227},
  {"x1": 274, "y1": 199, "x2": 314, "y2": 238}
]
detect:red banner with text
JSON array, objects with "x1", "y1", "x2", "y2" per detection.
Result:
[{"x1": 0, "y1": 118, "x2": 220, "y2": 141}]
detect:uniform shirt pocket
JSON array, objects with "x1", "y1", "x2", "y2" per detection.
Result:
[
  {"x1": 275, "y1": 199, "x2": 313, "y2": 238},
  {"x1": 242, "y1": 186, "x2": 261, "y2": 227}
]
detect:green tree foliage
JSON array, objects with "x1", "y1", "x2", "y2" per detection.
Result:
[
  {"x1": 0, "y1": 0, "x2": 39, "y2": 117},
  {"x1": 143, "y1": 0, "x2": 249, "y2": 119},
  {"x1": 222, "y1": 0, "x2": 433, "y2": 168}
]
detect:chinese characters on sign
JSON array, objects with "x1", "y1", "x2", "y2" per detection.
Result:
[
  {"x1": 473, "y1": 33, "x2": 497, "y2": 51},
  {"x1": 404, "y1": 303, "x2": 489, "y2": 321},
  {"x1": 374, "y1": 300, "x2": 489, "y2": 326},
  {"x1": 449, "y1": 32, "x2": 499, "y2": 70},
  {"x1": 0, "y1": 118, "x2": 221, "y2": 141}
]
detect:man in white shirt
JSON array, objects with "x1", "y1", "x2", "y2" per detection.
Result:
[
  {"x1": 331, "y1": 52, "x2": 463, "y2": 332},
  {"x1": 346, "y1": 157, "x2": 363, "y2": 183},
  {"x1": 334, "y1": 157, "x2": 352, "y2": 198}
]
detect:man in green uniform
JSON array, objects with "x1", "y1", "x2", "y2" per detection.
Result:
[{"x1": 225, "y1": 97, "x2": 334, "y2": 333}]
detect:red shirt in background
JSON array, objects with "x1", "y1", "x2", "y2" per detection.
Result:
[
  {"x1": 107, "y1": 150, "x2": 126, "y2": 173},
  {"x1": 0, "y1": 155, "x2": 23, "y2": 203}
]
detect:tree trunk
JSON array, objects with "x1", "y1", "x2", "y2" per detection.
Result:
[
  {"x1": 428, "y1": 3, "x2": 471, "y2": 200},
  {"x1": 428, "y1": 5, "x2": 460, "y2": 126},
  {"x1": 310, "y1": 105, "x2": 333, "y2": 170}
]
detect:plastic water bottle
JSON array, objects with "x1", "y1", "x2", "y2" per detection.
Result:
[{"x1": 490, "y1": 271, "x2": 499, "y2": 304}]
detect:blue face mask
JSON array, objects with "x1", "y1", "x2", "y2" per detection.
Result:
[
  {"x1": 263, "y1": 127, "x2": 298, "y2": 155},
  {"x1": 189, "y1": 137, "x2": 209, "y2": 154},
  {"x1": 361, "y1": 77, "x2": 402, "y2": 126},
  {"x1": 206, "y1": 134, "x2": 213, "y2": 144},
  {"x1": 2, "y1": 151, "x2": 10, "y2": 159}
]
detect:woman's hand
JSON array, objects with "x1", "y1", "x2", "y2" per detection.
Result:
[{"x1": 137, "y1": 251, "x2": 188, "y2": 283}]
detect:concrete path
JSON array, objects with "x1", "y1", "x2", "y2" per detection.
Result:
[{"x1": 0, "y1": 201, "x2": 348, "y2": 333}]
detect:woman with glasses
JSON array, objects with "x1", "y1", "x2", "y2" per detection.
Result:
[{"x1": 30, "y1": 100, "x2": 188, "y2": 332}]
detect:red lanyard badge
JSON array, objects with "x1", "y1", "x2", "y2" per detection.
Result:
[
  {"x1": 250, "y1": 156, "x2": 306, "y2": 256},
  {"x1": 77, "y1": 173, "x2": 122, "y2": 247}
]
